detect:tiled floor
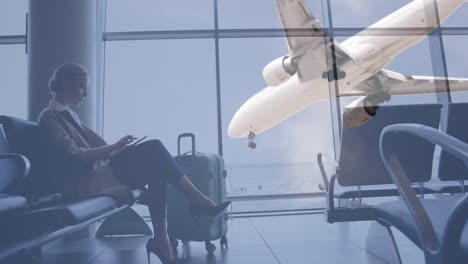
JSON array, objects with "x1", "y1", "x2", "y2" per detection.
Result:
[{"x1": 36, "y1": 213, "x2": 424, "y2": 264}]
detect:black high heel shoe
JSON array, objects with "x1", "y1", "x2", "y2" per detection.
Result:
[
  {"x1": 189, "y1": 201, "x2": 231, "y2": 218},
  {"x1": 146, "y1": 238, "x2": 184, "y2": 264}
]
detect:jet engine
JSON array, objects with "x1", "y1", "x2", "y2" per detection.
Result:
[
  {"x1": 262, "y1": 56, "x2": 298, "y2": 87},
  {"x1": 343, "y1": 97, "x2": 379, "y2": 128}
]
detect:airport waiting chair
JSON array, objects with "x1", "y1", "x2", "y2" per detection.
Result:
[
  {"x1": 372, "y1": 123, "x2": 468, "y2": 264},
  {"x1": 319, "y1": 104, "x2": 442, "y2": 223},
  {"x1": 0, "y1": 124, "x2": 30, "y2": 219},
  {"x1": 0, "y1": 116, "x2": 56, "y2": 200}
]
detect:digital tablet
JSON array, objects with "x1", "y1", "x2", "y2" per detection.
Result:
[{"x1": 131, "y1": 136, "x2": 147, "y2": 146}]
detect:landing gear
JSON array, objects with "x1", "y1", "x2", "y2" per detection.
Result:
[
  {"x1": 248, "y1": 132, "x2": 256, "y2": 149},
  {"x1": 366, "y1": 76, "x2": 392, "y2": 105},
  {"x1": 322, "y1": 68, "x2": 346, "y2": 82}
]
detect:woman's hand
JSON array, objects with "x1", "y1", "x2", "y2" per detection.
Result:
[
  {"x1": 82, "y1": 135, "x2": 135, "y2": 161},
  {"x1": 113, "y1": 135, "x2": 135, "y2": 151}
]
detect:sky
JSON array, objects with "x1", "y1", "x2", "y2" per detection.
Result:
[{"x1": 1, "y1": 1, "x2": 468, "y2": 192}]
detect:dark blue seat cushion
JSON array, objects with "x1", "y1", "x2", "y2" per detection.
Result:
[
  {"x1": 1, "y1": 191, "x2": 138, "y2": 239},
  {"x1": 437, "y1": 185, "x2": 468, "y2": 194},
  {"x1": 26, "y1": 196, "x2": 118, "y2": 226},
  {"x1": 375, "y1": 198, "x2": 468, "y2": 258},
  {"x1": 0, "y1": 196, "x2": 118, "y2": 245},
  {"x1": 425, "y1": 182, "x2": 468, "y2": 194},
  {"x1": 0, "y1": 194, "x2": 27, "y2": 214}
]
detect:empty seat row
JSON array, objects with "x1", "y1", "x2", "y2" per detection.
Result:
[
  {"x1": 317, "y1": 102, "x2": 468, "y2": 263},
  {"x1": 319, "y1": 103, "x2": 468, "y2": 222},
  {"x1": 376, "y1": 123, "x2": 468, "y2": 264}
]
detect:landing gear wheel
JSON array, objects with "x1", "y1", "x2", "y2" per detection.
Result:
[
  {"x1": 170, "y1": 237, "x2": 178, "y2": 250},
  {"x1": 205, "y1": 241, "x2": 216, "y2": 253},
  {"x1": 338, "y1": 70, "x2": 346, "y2": 80},
  {"x1": 323, "y1": 69, "x2": 346, "y2": 82},
  {"x1": 322, "y1": 71, "x2": 328, "y2": 80},
  {"x1": 248, "y1": 142, "x2": 256, "y2": 149},
  {"x1": 220, "y1": 236, "x2": 228, "y2": 248},
  {"x1": 327, "y1": 70, "x2": 335, "y2": 82},
  {"x1": 248, "y1": 132, "x2": 256, "y2": 149}
]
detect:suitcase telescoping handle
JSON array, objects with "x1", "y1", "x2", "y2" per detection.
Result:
[{"x1": 177, "y1": 133, "x2": 196, "y2": 156}]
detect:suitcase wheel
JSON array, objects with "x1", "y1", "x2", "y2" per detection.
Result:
[
  {"x1": 220, "y1": 236, "x2": 228, "y2": 248},
  {"x1": 205, "y1": 241, "x2": 216, "y2": 253}
]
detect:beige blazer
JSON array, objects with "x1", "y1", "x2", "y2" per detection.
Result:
[{"x1": 38, "y1": 107, "x2": 133, "y2": 205}]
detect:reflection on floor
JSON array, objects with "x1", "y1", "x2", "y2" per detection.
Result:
[{"x1": 40, "y1": 213, "x2": 424, "y2": 264}]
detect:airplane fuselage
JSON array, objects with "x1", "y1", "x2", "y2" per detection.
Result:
[{"x1": 228, "y1": 0, "x2": 466, "y2": 138}]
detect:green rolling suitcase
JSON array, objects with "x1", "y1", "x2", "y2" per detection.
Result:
[{"x1": 167, "y1": 133, "x2": 229, "y2": 253}]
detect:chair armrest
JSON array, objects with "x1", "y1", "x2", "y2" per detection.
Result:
[
  {"x1": 317, "y1": 152, "x2": 338, "y2": 191},
  {"x1": 27, "y1": 193, "x2": 63, "y2": 209},
  {"x1": 327, "y1": 174, "x2": 338, "y2": 210},
  {"x1": 0, "y1": 153, "x2": 31, "y2": 190},
  {"x1": 379, "y1": 124, "x2": 468, "y2": 254}
]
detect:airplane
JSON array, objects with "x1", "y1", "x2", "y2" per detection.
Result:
[{"x1": 227, "y1": 0, "x2": 468, "y2": 149}]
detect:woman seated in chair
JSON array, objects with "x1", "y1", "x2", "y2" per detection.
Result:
[{"x1": 38, "y1": 63, "x2": 230, "y2": 264}]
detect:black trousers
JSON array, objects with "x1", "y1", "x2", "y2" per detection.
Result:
[{"x1": 109, "y1": 139, "x2": 184, "y2": 222}]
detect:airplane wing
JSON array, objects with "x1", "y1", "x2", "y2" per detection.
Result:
[
  {"x1": 274, "y1": 0, "x2": 322, "y2": 51},
  {"x1": 340, "y1": 69, "x2": 468, "y2": 97},
  {"x1": 274, "y1": 0, "x2": 356, "y2": 81}
]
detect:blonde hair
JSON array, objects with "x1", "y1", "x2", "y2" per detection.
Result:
[{"x1": 49, "y1": 63, "x2": 88, "y2": 95}]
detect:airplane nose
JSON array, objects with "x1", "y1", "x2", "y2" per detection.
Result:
[
  {"x1": 228, "y1": 94, "x2": 262, "y2": 138},
  {"x1": 228, "y1": 116, "x2": 242, "y2": 138},
  {"x1": 228, "y1": 107, "x2": 250, "y2": 138}
]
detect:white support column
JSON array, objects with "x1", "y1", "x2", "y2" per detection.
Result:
[{"x1": 28, "y1": 0, "x2": 104, "y2": 130}]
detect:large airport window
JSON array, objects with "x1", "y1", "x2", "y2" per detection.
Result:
[
  {"x1": 218, "y1": 0, "x2": 325, "y2": 30},
  {"x1": 220, "y1": 37, "x2": 333, "y2": 207},
  {"x1": 103, "y1": 39, "x2": 218, "y2": 156},
  {"x1": 441, "y1": 2, "x2": 468, "y2": 27},
  {"x1": 338, "y1": 36, "x2": 437, "y2": 114},
  {"x1": 103, "y1": 39, "x2": 217, "y2": 217},
  {"x1": 443, "y1": 35, "x2": 468, "y2": 103},
  {"x1": 0, "y1": 45, "x2": 27, "y2": 119},
  {"x1": 105, "y1": 0, "x2": 214, "y2": 32},
  {"x1": 0, "y1": 0, "x2": 27, "y2": 35},
  {"x1": 330, "y1": 0, "x2": 412, "y2": 29},
  {"x1": 101, "y1": 0, "x2": 468, "y2": 215},
  {"x1": 330, "y1": 0, "x2": 468, "y2": 30},
  {"x1": 382, "y1": 37, "x2": 437, "y2": 105}
]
